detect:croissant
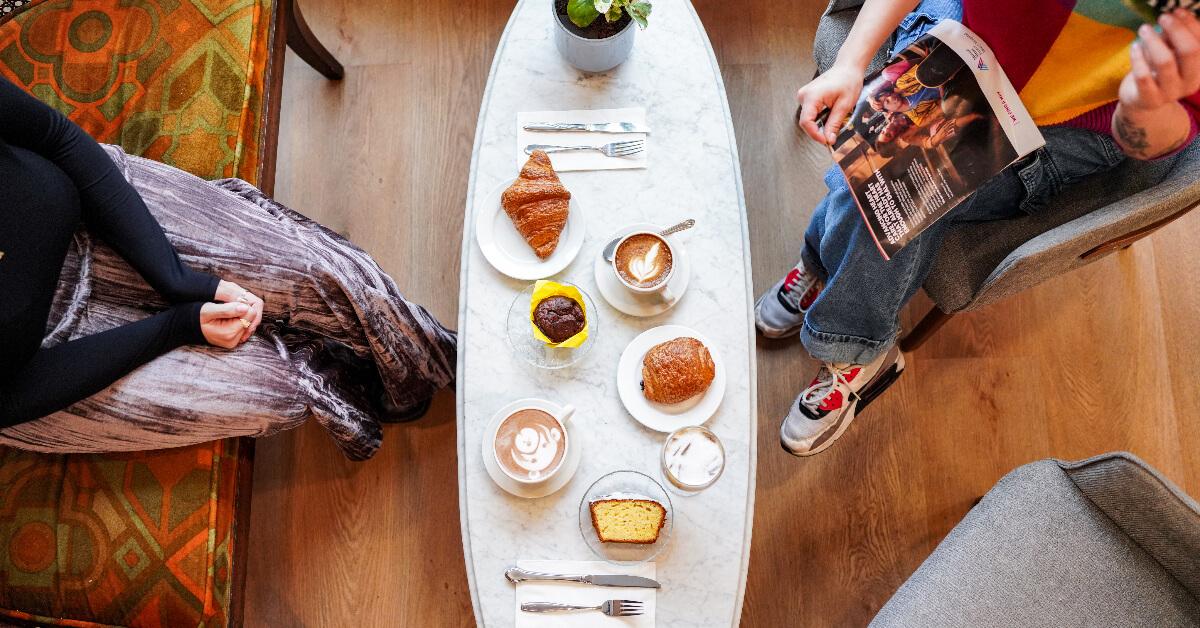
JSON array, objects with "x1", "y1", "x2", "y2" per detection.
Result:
[
  {"x1": 642, "y1": 337, "x2": 716, "y2": 405},
  {"x1": 501, "y1": 150, "x2": 571, "y2": 259}
]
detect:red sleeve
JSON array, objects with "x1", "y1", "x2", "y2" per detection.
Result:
[{"x1": 1159, "y1": 92, "x2": 1200, "y2": 160}]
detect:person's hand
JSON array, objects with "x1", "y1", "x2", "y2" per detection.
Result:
[
  {"x1": 796, "y1": 63, "x2": 866, "y2": 145},
  {"x1": 200, "y1": 302, "x2": 252, "y2": 349},
  {"x1": 1121, "y1": 9, "x2": 1200, "y2": 113},
  {"x1": 215, "y1": 279, "x2": 264, "y2": 343}
]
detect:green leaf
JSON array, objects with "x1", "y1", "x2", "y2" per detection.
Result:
[
  {"x1": 568, "y1": 0, "x2": 601, "y2": 28},
  {"x1": 594, "y1": 0, "x2": 612, "y2": 13},
  {"x1": 604, "y1": 4, "x2": 622, "y2": 22},
  {"x1": 628, "y1": 1, "x2": 651, "y2": 28}
]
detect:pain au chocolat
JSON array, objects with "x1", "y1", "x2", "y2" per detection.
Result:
[
  {"x1": 501, "y1": 150, "x2": 571, "y2": 259},
  {"x1": 641, "y1": 337, "x2": 716, "y2": 405}
]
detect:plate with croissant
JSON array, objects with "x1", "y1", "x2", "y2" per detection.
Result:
[
  {"x1": 616, "y1": 325, "x2": 726, "y2": 432},
  {"x1": 475, "y1": 150, "x2": 585, "y2": 280}
]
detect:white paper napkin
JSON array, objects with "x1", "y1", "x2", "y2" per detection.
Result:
[
  {"x1": 516, "y1": 108, "x2": 648, "y2": 171},
  {"x1": 514, "y1": 560, "x2": 656, "y2": 627}
]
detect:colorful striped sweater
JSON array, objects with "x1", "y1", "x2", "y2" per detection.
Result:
[{"x1": 964, "y1": 0, "x2": 1200, "y2": 151}]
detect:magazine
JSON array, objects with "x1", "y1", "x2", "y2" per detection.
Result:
[{"x1": 828, "y1": 20, "x2": 1045, "y2": 260}]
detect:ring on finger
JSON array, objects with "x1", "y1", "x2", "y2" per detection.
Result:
[{"x1": 239, "y1": 318, "x2": 251, "y2": 329}]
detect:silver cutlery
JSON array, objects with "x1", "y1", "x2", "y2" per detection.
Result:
[
  {"x1": 524, "y1": 121, "x2": 650, "y2": 134},
  {"x1": 521, "y1": 599, "x2": 645, "y2": 617},
  {"x1": 505, "y1": 566, "x2": 661, "y2": 589},
  {"x1": 602, "y1": 218, "x2": 695, "y2": 263},
  {"x1": 524, "y1": 140, "x2": 645, "y2": 158}
]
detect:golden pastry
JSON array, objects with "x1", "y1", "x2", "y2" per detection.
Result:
[
  {"x1": 589, "y1": 498, "x2": 666, "y2": 544},
  {"x1": 501, "y1": 150, "x2": 571, "y2": 259},
  {"x1": 641, "y1": 337, "x2": 715, "y2": 404}
]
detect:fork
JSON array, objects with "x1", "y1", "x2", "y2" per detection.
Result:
[
  {"x1": 520, "y1": 599, "x2": 645, "y2": 616},
  {"x1": 524, "y1": 140, "x2": 645, "y2": 158}
]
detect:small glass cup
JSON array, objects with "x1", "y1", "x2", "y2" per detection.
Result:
[{"x1": 660, "y1": 425, "x2": 726, "y2": 496}]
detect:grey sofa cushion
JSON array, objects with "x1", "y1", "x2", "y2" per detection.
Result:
[
  {"x1": 1062, "y1": 453, "x2": 1200, "y2": 597},
  {"x1": 871, "y1": 458, "x2": 1200, "y2": 627}
]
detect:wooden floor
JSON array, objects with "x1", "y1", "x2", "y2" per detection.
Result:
[{"x1": 244, "y1": 1, "x2": 1200, "y2": 626}]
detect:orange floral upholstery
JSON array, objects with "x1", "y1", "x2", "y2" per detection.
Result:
[
  {"x1": 0, "y1": 1, "x2": 274, "y2": 626},
  {"x1": 0, "y1": 0, "x2": 274, "y2": 181},
  {"x1": 0, "y1": 444, "x2": 242, "y2": 627}
]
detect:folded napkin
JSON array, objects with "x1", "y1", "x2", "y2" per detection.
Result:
[
  {"x1": 514, "y1": 560, "x2": 656, "y2": 627},
  {"x1": 516, "y1": 108, "x2": 648, "y2": 172}
]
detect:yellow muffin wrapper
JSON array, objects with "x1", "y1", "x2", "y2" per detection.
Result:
[{"x1": 530, "y1": 280, "x2": 589, "y2": 348}]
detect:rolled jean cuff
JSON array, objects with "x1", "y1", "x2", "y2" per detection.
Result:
[
  {"x1": 800, "y1": 244, "x2": 827, "y2": 284},
  {"x1": 800, "y1": 320, "x2": 896, "y2": 365}
]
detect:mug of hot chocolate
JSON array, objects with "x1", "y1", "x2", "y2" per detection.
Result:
[
  {"x1": 491, "y1": 403, "x2": 574, "y2": 485},
  {"x1": 612, "y1": 231, "x2": 676, "y2": 302}
]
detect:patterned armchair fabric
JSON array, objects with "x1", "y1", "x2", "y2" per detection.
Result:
[
  {"x1": 0, "y1": 445, "x2": 241, "y2": 627},
  {"x1": 0, "y1": 0, "x2": 274, "y2": 181},
  {"x1": 0, "y1": 0, "x2": 276, "y2": 625}
]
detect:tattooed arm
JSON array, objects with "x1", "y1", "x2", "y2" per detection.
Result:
[
  {"x1": 1113, "y1": 102, "x2": 1193, "y2": 160},
  {"x1": 1113, "y1": 10, "x2": 1200, "y2": 160}
]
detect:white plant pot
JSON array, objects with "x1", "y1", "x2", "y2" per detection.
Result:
[{"x1": 552, "y1": 1, "x2": 636, "y2": 73}]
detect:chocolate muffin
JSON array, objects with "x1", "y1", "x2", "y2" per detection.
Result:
[{"x1": 533, "y1": 295, "x2": 585, "y2": 343}]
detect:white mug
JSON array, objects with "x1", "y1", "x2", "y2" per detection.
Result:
[
  {"x1": 490, "y1": 402, "x2": 575, "y2": 487},
  {"x1": 611, "y1": 231, "x2": 676, "y2": 303}
]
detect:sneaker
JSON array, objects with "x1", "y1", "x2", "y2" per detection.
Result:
[
  {"x1": 754, "y1": 259, "x2": 822, "y2": 338},
  {"x1": 780, "y1": 345, "x2": 905, "y2": 457}
]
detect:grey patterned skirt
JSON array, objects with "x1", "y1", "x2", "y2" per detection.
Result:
[{"x1": 0, "y1": 145, "x2": 456, "y2": 461}]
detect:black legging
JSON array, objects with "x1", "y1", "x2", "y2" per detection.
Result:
[{"x1": 0, "y1": 76, "x2": 219, "y2": 426}]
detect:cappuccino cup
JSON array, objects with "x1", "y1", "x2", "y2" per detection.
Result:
[
  {"x1": 612, "y1": 231, "x2": 676, "y2": 302},
  {"x1": 491, "y1": 402, "x2": 575, "y2": 486}
]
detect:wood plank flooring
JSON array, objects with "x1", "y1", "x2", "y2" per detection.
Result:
[{"x1": 245, "y1": 1, "x2": 1200, "y2": 625}]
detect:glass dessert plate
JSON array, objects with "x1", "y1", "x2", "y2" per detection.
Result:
[
  {"x1": 577, "y1": 470, "x2": 673, "y2": 565},
  {"x1": 506, "y1": 282, "x2": 598, "y2": 369}
]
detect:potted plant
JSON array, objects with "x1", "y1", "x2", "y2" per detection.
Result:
[{"x1": 553, "y1": 0, "x2": 652, "y2": 73}]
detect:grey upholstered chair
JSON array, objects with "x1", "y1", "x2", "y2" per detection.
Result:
[
  {"x1": 812, "y1": 1, "x2": 1200, "y2": 350},
  {"x1": 872, "y1": 452, "x2": 1200, "y2": 626}
]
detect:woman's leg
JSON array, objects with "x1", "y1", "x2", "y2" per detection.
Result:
[
  {"x1": 92, "y1": 147, "x2": 453, "y2": 418},
  {"x1": 0, "y1": 300, "x2": 313, "y2": 454}
]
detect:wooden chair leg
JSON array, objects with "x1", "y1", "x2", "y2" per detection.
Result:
[
  {"x1": 285, "y1": 0, "x2": 345, "y2": 80},
  {"x1": 900, "y1": 306, "x2": 954, "y2": 353}
]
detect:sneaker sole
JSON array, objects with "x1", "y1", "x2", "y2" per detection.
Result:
[
  {"x1": 754, "y1": 294, "x2": 803, "y2": 339},
  {"x1": 779, "y1": 350, "x2": 906, "y2": 457}
]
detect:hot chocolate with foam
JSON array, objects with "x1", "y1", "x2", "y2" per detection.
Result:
[
  {"x1": 615, "y1": 233, "x2": 673, "y2": 289},
  {"x1": 493, "y1": 408, "x2": 566, "y2": 482}
]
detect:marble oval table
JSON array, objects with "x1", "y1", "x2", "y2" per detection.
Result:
[{"x1": 456, "y1": 1, "x2": 756, "y2": 625}]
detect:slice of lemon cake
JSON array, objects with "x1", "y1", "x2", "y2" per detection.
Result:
[{"x1": 589, "y1": 498, "x2": 666, "y2": 544}]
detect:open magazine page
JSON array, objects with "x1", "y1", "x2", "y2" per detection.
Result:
[{"x1": 829, "y1": 20, "x2": 1045, "y2": 260}]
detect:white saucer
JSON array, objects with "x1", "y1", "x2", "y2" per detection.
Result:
[
  {"x1": 616, "y1": 325, "x2": 726, "y2": 432},
  {"x1": 481, "y1": 398, "x2": 583, "y2": 498},
  {"x1": 592, "y1": 222, "x2": 691, "y2": 317},
  {"x1": 476, "y1": 178, "x2": 586, "y2": 280}
]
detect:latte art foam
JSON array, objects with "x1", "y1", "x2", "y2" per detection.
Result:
[
  {"x1": 615, "y1": 233, "x2": 673, "y2": 289},
  {"x1": 628, "y1": 243, "x2": 662, "y2": 283},
  {"x1": 494, "y1": 409, "x2": 566, "y2": 482}
]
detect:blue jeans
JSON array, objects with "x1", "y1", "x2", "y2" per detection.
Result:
[{"x1": 798, "y1": 1, "x2": 1130, "y2": 364}]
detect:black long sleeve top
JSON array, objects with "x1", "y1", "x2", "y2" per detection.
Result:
[{"x1": 0, "y1": 76, "x2": 219, "y2": 425}]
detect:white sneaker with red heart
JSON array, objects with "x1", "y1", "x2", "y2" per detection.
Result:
[
  {"x1": 780, "y1": 345, "x2": 905, "y2": 457},
  {"x1": 755, "y1": 259, "x2": 822, "y2": 339}
]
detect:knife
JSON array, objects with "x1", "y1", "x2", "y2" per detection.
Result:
[
  {"x1": 523, "y1": 122, "x2": 650, "y2": 134},
  {"x1": 505, "y1": 566, "x2": 661, "y2": 589}
]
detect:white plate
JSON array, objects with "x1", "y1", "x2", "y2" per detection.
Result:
[
  {"x1": 475, "y1": 178, "x2": 585, "y2": 280},
  {"x1": 616, "y1": 325, "x2": 726, "y2": 432},
  {"x1": 592, "y1": 223, "x2": 691, "y2": 317},
  {"x1": 481, "y1": 398, "x2": 582, "y2": 499}
]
